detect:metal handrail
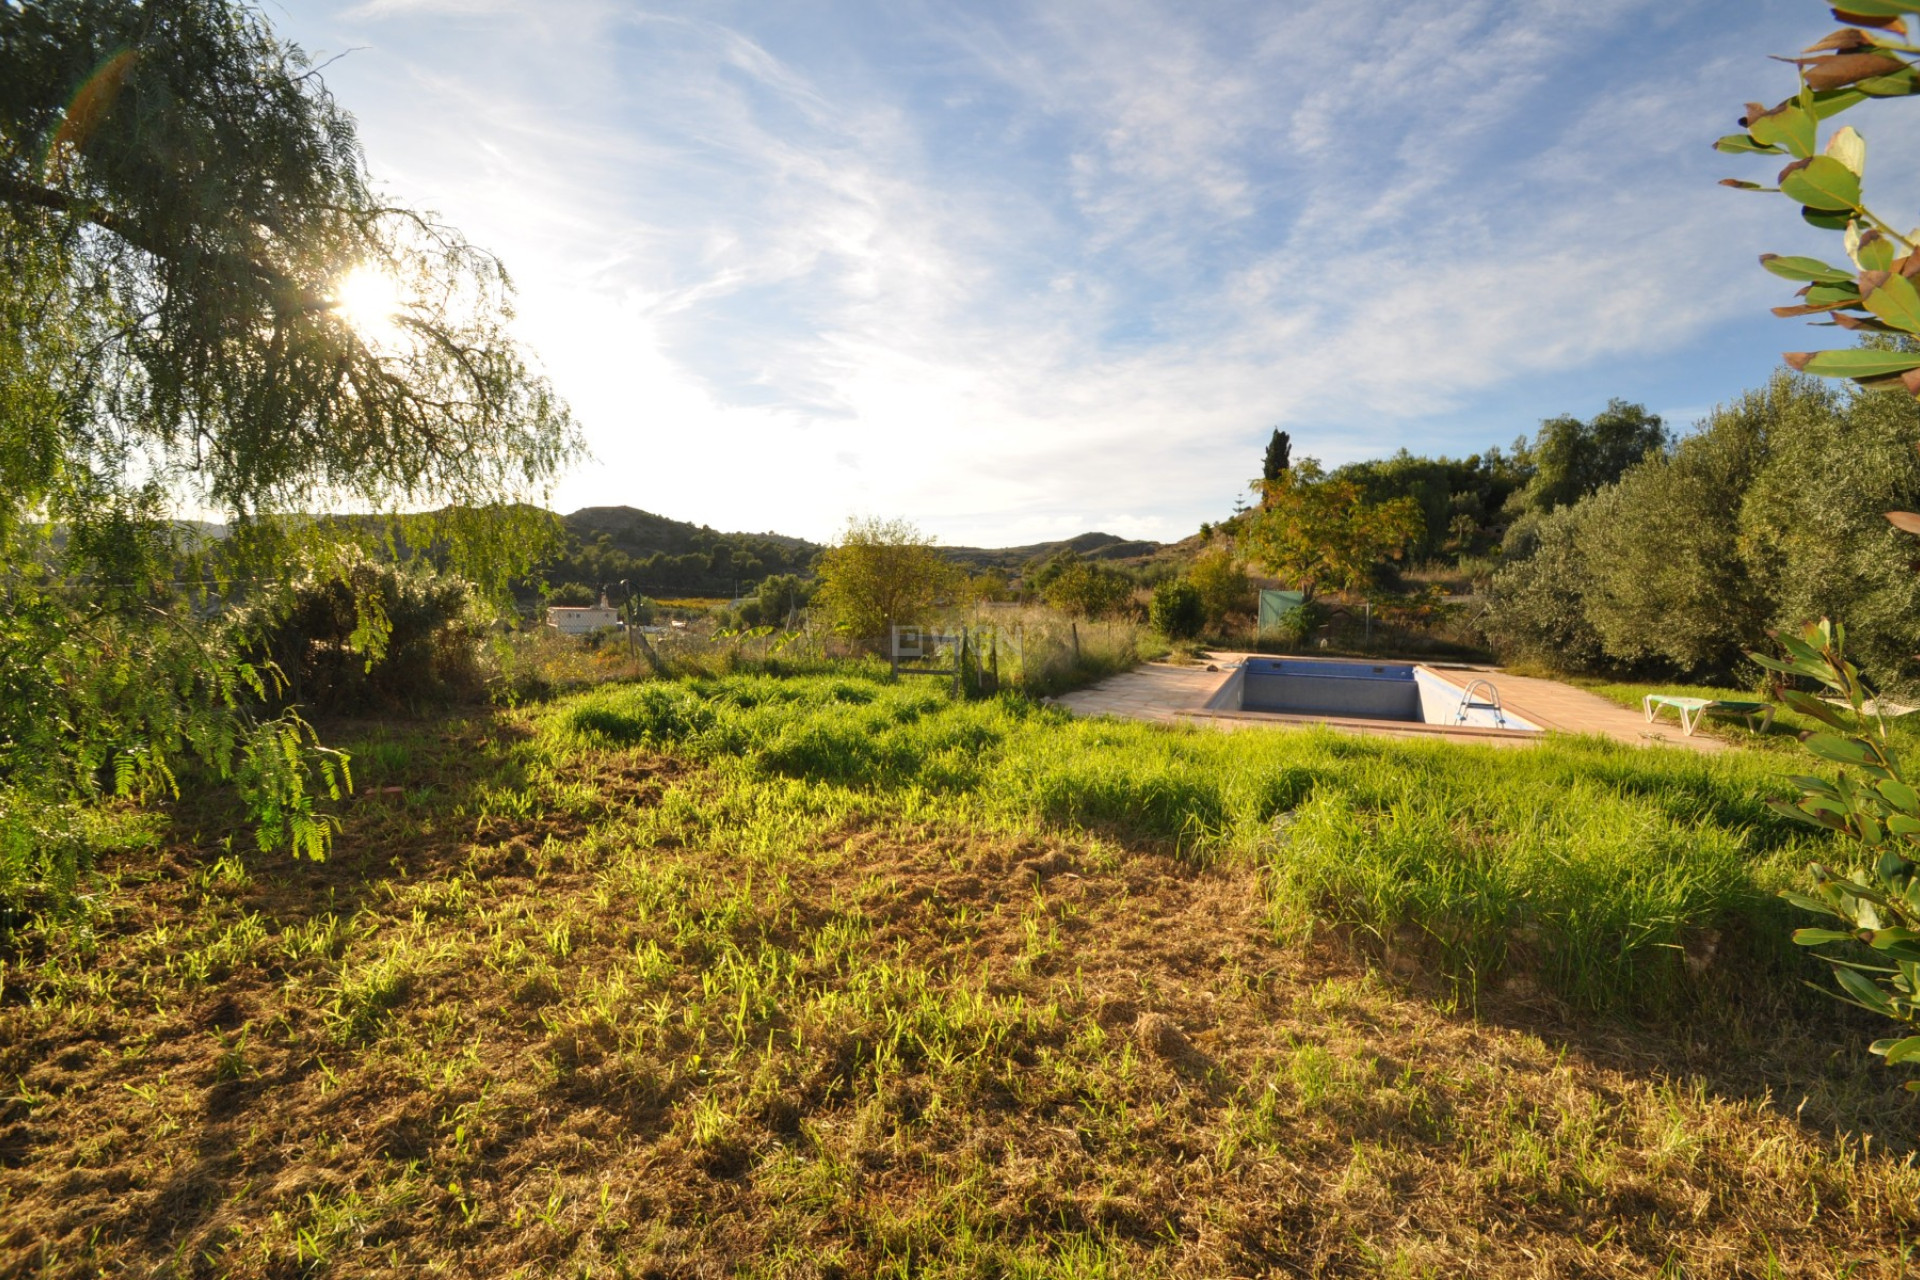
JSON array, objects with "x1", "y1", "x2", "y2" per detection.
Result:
[{"x1": 1454, "y1": 678, "x2": 1505, "y2": 726}]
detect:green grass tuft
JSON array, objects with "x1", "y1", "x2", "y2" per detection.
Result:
[{"x1": 550, "y1": 670, "x2": 1833, "y2": 1012}]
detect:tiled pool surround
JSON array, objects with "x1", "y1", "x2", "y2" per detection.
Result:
[{"x1": 1204, "y1": 658, "x2": 1542, "y2": 734}]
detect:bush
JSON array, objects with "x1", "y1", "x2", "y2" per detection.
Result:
[
  {"x1": 1150, "y1": 579, "x2": 1205, "y2": 640},
  {"x1": 1483, "y1": 374, "x2": 1920, "y2": 689},
  {"x1": 814, "y1": 517, "x2": 959, "y2": 646},
  {"x1": 1484, "y1": 497, "x2": 1609, "y2": 671},
  {"x1": 1579, "y1": 398, "x2": 1770, "y2": 672},
  {"x1": 548, "y1": 582, "x2": 598, "y2": 607},
  {"x1": 1036, "y1": 554, "x2": 1137, "y2": 619},
  {"x1": 753, "y1": 573, "x2": 812, "y2": 626},
  {"x1": 1270, "y1": 600, "x2": 1328, "y2": 648},
  {"x1": 242, "y1": 556, "x2": 482, "y2": 712},
  {"x1": 1187, "y1": 548, "x2": 1252, "y2": 632}
]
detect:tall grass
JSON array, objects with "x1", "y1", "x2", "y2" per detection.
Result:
[
  {"x1": 556, "y1": 671, "x2": 1834, "y2": 1013},
  {"x1": 970, "y1": 607, "x2": 1156, "y2": 697}
]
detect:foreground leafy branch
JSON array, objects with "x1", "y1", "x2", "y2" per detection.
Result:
[
  {"x1": 1720, "y1": 0, "x2": 1920, "y2": 394},
  {"x1": 1755, "y1": 621, "x2": 1920, "y2": 1082}
]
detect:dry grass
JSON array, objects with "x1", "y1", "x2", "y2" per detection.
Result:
[{"x1": 4, "y1": 691, "x2": 1920, "y2": 1277}]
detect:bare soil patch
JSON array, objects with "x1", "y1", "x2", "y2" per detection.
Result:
[{"x1": 3, "y1": 707, "x2": 1917, "y2": 1277}]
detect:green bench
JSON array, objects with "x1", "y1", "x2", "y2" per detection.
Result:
[{"x1": 1642, "y1": 694, "x2": 1775, "y2": 737}]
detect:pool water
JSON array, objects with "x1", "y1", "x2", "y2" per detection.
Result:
[{"x1": 1220, "y1": 658, "x2": 1540, "y2": 732}]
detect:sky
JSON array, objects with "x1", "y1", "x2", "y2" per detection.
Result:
[{"x1": 267, "y1": 0, "x2": 1899, "y2": 546}]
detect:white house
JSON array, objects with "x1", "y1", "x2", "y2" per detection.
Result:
[{"x1": 546, "y1": 594, "x2": 621, "y2": 635}]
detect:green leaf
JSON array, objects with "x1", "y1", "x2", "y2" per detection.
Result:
[
  {"x1": 1760, "y1": 254, "x2": 1857, "y2": 284},
  {"x1": 1716, "y1": 133, "x2": 1784, "y2": 155},
  {"x1": 1871, "y1": 928, "x2": 1920, "y2": 950},
  {"x1": 1858, "y1": 234, "x2": 1897, "y2": 272},
  {"x1": 1752, "y1": 104, "x2": 1818, "y2": 157},
  {"x1": 1859, "y1": 66, "x2": 1920, "y2": 96},
  {"x1": 1780, "y1": 888, "x2": 1843, "y2": 916},
  {"x1": 1784, "y1": 348, "x2": 1920, "y2": 377},
  {"x1": 1781, "y1": 689, "x2": 1851, "y2": 729},
  {"x1": 1882, "y1": 779, "x2": 1920, "y2": 812},
  {"x1": 1793, "y1": 927, "x2": 1860, "y2": 945},
  {"x1": 1864, "y1": 271, "x2": 1920, "y2": 332},
  {"x1": 1781, "y1": 156, "x2": 1864, "y2": 210},
  {"x1": 1770, "y1": 799, "x2": 1844, "y2": 830},
  {"x1": 1812, "y1": 86, "x2": 1871, "y2": 118},
  {"x1": 1836, "y1": 965, "x2": 1898, "y2": 1015},
  {"x1": 1807, "y1": 282, "x2": 1865, "y2": 306},
  {"x1": 1805, "y1": 732, "x2": 1883, "y2": 765},
  {"x1": 1871, "y1": 1035, "x2": 1920, "y2": 1063},
  {"x1": 1830, "y1": 0, "x2": 1920, "y2": 17}
]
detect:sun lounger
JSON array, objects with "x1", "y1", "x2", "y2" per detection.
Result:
[{"x1": 1642, "y1": 694, "x2": 1775, "y2": 736}]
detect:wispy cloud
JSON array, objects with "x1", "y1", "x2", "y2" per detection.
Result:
[{"x1": 282, "y1": 0, "x2": 1818, "y2": 544}]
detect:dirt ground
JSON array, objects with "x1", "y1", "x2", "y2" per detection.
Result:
[{"x1": 4, "y1": 712, "x2": 1918, "y2": 1277}]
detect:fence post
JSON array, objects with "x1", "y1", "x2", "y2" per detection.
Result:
[
  {"x1": 1071, "y1": 621, "x2": 1080, "y2": 662},
  {"x1": 890, "y1": 624, "x2": 899, "y2": 680}
]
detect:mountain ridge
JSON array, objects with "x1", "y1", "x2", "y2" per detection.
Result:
[{"x1": 554, "y1": 505, "x2": 1176, "y2": 583}]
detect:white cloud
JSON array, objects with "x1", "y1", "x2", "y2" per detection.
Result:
[{"x1": 277, "y1": 0, "x2": 1823, "y2": 545}]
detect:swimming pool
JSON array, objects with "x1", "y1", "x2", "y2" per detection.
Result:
[{"x1": 1208, "y1": 658, "x2": 1541, "y2": 732}]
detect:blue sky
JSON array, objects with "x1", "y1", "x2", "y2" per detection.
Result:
[{"x1": 271, "y1": 0, "x2": 1890, "y2": 544}]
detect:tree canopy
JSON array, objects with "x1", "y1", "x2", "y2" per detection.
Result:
[
  {"x1": 813, "y1": 517, "x2": 960, "y2": 643},
  {"x1": 1506, "y1": 400, "x2": 1668, "y2": 520},
  {"x1": 1, "y1": 0, "x2": 577, "y2": 580},
  {"x1": 1261, "y1": 428, "x2": 1292, "y2": 489},
  {"x1": 1485, "y1": 374, "x2": 1920, "y2": 686},
  {"x1": 0, "y1": 0, "x2": 580, "y2": 869},
  {"x1": 1244, "y1": 463, "x2": 1424, "y2": 600}
]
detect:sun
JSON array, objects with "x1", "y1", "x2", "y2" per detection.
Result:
[{"x1": 333, "y1": 264, "x2": 404, "y2": 349}]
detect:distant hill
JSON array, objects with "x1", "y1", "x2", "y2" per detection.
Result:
[
  {"x1": 539, "y1": 506, "x2": 1189, "y2": 597},
  {"x1": 939, "y1": 531, "x2": 1167, "y2": 574},
  {"x1": 564, "y1": 506, "x2": 819, "y2": 556},
  {"x1": 544, "y1": 506, "x2": 824, "y2": 597}
]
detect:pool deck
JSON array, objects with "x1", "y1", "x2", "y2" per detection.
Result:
[{"x1": 1052, "y1": 655, "x2": 1726, "y2": 753}]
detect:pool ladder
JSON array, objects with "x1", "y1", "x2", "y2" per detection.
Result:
[{"x1": 1453, "y1": 678, "x2": 1507, "y2": 728}]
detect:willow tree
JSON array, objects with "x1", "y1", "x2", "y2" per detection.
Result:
[{"x1": 0, "y1": 0, "x2": 579, "y2": 866}]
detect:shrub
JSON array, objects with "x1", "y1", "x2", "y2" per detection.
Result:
[
  {"x1": 1149, "y1": 579, "x2": 1205, "y2": 640},
  {"x1": 1484, "y1": 494, "x2": 1611, "y2": 672},
  {"x1": 1580, "y1": 396, "x2": 1771, "y2": 672},
  {"x1": 548, "y1": 582, "x2": 598, "y2": 607},
  {"x1": 1483, "y1": 374, "x2": 1920, "y2": 689},
  {"x1": 1037, "y1": 555, "x2": 1137, "y2": 619},
  {"x1": 241, "y1": 556, "x2": 482, "y2": 712},
  {"x1": 814, "y1": 517, "x2": 960, "y2": 646},
  {"x1": 1187, "y1": 548, "x2": 1252, "y2": 632}
]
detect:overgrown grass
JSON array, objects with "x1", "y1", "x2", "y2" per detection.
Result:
[
  {"x1": 0, "y1": 794, "x2": 155, "y2": 933},
  {"x1": 557, "y1": 672, "x2": 1829, "y2": 1013},
  {"x1": 6, "y1": 666, "x2": 1917, "y2": 1275}
]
